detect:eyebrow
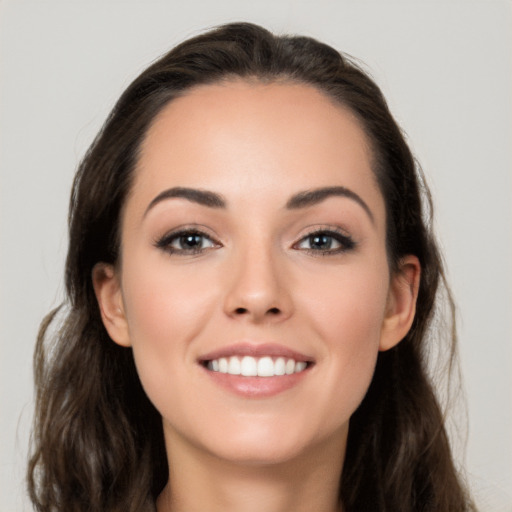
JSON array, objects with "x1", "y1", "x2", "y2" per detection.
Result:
[
  {"x1": 144, "y1": 187, "x2": 226, "y2": 217},
  {"x1": 286, "y1": 186, "x2": 374, "y2": 223},
  {"x1": 144, "y1": 185, "x2": 374, "y2": 223}
]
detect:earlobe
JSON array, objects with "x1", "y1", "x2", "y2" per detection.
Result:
[
  {"x1": 379, "y1": 255, "x2": 421, "y2": 352},
  {"x1": 92, "y1": 263, "x2": 131, "y2": 347}
]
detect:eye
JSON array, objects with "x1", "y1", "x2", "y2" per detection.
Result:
[
  {"x1": 155, "y1": 229, "x2": 220, "y2": 255},
  {"x1": 294, "y1": 229, "x2": 355, "y2": 255}
]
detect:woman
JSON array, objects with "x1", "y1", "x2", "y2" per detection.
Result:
[{"x1": 28, "y1": 22, "x2": 475, "y2": 511}]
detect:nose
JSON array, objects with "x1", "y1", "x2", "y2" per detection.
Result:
[{"x1": 223, "y1": 243, "x2": 293, "y2": 324}]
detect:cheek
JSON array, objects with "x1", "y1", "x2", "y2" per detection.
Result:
[
  {"x1": 119, "y1": 257, "x2": 219, "y2": 406},
  {"x1": 122, "y1": 252, "x2": 220, "y2": 340},
  {"x1": 297, "y1": 262, "x2": 389, "y2": 421},
  {"x1": 300, "y1": 259, "x2": 389, "y2": 347}
]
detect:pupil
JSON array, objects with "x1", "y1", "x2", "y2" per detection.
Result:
[
  {"x1": 181, "y1": 234, "x2": 201, "y2": 248},
  {"x1": 311, "y1": 234, "x2": 331, "y2": 249}
]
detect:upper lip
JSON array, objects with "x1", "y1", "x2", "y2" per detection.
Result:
[{"x1": 198, "y1": 342, "x2": 314, "y2": 363}]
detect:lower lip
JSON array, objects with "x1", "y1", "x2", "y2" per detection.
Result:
[{"x1": 202, "y1": 366, "x2": 311, "y2": 398}]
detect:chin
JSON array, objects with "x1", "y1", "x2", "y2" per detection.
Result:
[
  {"x1": 186, "y1": 417, "x2": 348, "y2": 468},
  {"x1": 213, "y1": 440, "x2": 306, "y2": 466}
]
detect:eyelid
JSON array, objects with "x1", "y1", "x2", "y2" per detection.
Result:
[
  {"x1": 154, "y1": 224, "x2": 222, "y2": 254},
  {"x1": 292, "y1": 225, "x2": 356, "y2": 255}
]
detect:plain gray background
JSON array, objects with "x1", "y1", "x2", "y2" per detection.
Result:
[{"x1": 1, "y1": 1, "x2": 511, "y2": 510}]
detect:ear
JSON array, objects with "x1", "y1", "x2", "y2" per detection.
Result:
[
  {"x1": 92, "y1": 263, "x2": 131, "y2": 347},
  {"x1": 379, "y1": 255, "x2": 421, "y2": 351}
]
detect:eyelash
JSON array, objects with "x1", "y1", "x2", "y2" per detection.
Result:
[
  {"x1": 293, "y1": 228, "x2": 356, "y2": 255},
  {"x1": 155, "y1": 228, "x2": 221, "y2": 255},
  {"x1": 155, "y1": 228, "x2": 356, "y2": 256}
]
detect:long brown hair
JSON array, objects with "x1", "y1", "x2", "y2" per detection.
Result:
[{"x1": 28, "y1": 22, "x2": 475, "y2": 511}]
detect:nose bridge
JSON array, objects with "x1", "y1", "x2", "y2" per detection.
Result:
[{"x1": 223, "y1": 233, "x2": 291, "y2": 321}]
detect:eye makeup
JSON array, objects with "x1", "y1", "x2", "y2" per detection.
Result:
[
  {"x1": 154, "y1": 224, "x2": 356, "y2": 258},
  {"x1": 293, "y1": 227, "x2": 356, "y2": 256},
  {"x1": 154, "y1": 227, "x2": 221, "y2": 256}
]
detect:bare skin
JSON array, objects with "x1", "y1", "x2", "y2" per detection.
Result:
[
  {"x1": 156, "y1": 426, "x2": 345, "y2": 512},
  {"x1": 93, "y1": 80, "x2": 420, "y2": 512}
]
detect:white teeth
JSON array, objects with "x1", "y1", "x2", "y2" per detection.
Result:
[
  {"x1": 206, "y1": 355, "x2": 308, "y2": 377},
  {"x1": 295, "y1": 361, "x2": 307, "y2": 372},
  {"x1": 228, "y1": 356, "x2": 241, "y2": 375},
  {"x1": 285, "y1": 358, "x2": 295, "y2": 375},
  {"x1": 274, "y1": 357, "x2": 286, "y2": 375},
  {"x1": 240, "y1": 356, "x2": 258, "y2": 376},
  {"x1": 257, "y1": 356, "x2": 274, "y2": 377},
  {"x1": 218, "y1": 357, "x2": 228, "y2": 373}
]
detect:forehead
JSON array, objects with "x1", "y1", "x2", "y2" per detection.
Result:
[{"x1": 131, "y1": 80, "x2": 384, "y2": 222}]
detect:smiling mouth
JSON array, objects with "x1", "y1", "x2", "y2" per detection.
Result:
[{"x1": 203, "y1": 356, "x2": 312, "y2": 377}]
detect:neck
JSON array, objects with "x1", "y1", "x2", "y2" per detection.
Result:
[{"x1": 156, "y1": 429, "x2": 346, "y2": 512}]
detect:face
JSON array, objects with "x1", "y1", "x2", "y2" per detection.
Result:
[{"x1": 95, "y1": 81, "x2": 419, "y2": 467}]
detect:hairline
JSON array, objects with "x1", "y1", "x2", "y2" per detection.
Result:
[{"x1": 115, "y1": 74, "x2": 389, "y2": 267}]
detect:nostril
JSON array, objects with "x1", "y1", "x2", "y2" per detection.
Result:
[{"x1": 231, "y1": 306, "x2": 283, "y2": 317}]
